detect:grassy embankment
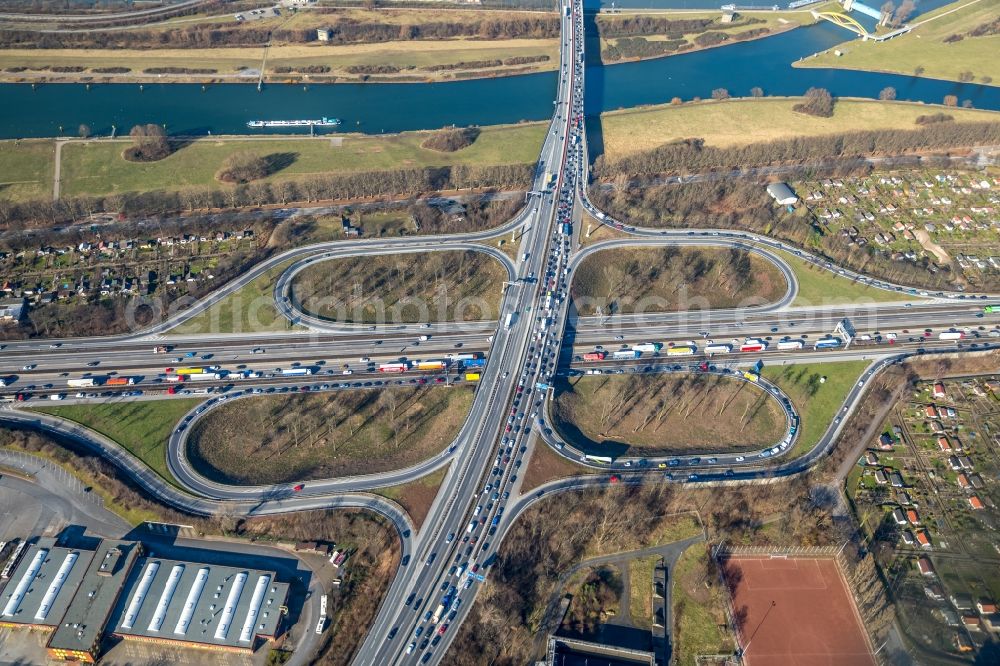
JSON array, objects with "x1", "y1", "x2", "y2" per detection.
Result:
[
  {"x1": 597, "y1": 97, "x2": 1000, "y2": 161},
  {"x1": 552, "y1": 374, "x2": 787, "y2": 456},
  {"x1": 0, "y1": 40, "x2": 559, "y2": 84},
  {"x1": 672, "y1": 543, "x2": 735, "y2": 666},
  {"x1": 596, "y1": 8, "x2": 824, "y2": 64},
  {"x1": 170, "y1": 259, "x2": 301, "y2": 335},
  {"x1": 291, "y1": 249, "x2": 508, "y2": 324},
  {"x1": 187, "y1": 387, "x2": 474, "y2": 484},
  {"x1": 763, "y1": 360, "x2": 871, "y2": 457},
  {"x1": 32, "y1": 399, "x2": 203, "y2": 487},
  {"x1": 795, "y1": 0, "x2": 1000, "y2": 87},
  {"x1": 52, "y1": 123, "x2": 545, "y2": 199},
  {"x1": 0, "y1": 7, "x2": 561, "y2": 83},
  {"x1": 775, "y1": 249, "x2": 925, "y2": 306},
  {"x1": 571, "y1": 246, "x2": 788, "y2": 316},
  {"x1": 373, "y1": 467, "x2": 448, "y2": 530}
]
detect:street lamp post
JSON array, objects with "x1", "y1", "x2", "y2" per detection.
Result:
[{"x1": 738, "y1": 600, "x2": 777, "y2": 660}]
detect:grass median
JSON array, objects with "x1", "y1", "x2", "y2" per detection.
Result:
[{"x1": 31, "y1": 398, "x2": 203, "y2": 488}]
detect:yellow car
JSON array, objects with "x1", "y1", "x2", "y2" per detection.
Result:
[{"x1": 657, "y1": 462, "x2": 667, "y2": 469}]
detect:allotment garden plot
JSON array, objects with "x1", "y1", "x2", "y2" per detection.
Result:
[
  {"x1": 795, "y1": 169, "x2": 1000, "y2": 291},
  {"x1": 846, "y1": 376, "x2": 1000, "y2": 661}
]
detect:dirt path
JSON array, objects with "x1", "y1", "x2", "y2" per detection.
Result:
[
  {"x1": 913, "y1": 228, "x2": 950, "y2": 264},
  {"x1": 52, "y1": 139, "x2": 63, "y2": 201}
]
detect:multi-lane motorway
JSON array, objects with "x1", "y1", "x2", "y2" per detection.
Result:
[{"x1": 1, "y1": 0, "x2": 999, "y2": 663}]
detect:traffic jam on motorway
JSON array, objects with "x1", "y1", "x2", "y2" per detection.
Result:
[
  {"x1": 397, "y1": 2, "x2": 585, "y2": 662},
  {"x1": 569, "y1": 320, "x2": 1000, "y2": 373},
  {"x1": 0, "y1": 347, "x2": 490, "y2": 402}
]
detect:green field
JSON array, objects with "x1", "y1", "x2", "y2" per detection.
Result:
[
  {"x1": 776, "y1": 249, "x2": 924, "y2": 306},
  {"x1": 796, "y1": 0, "x2": 1000, "y2": 87},
  {"x1": 0, "y1": 139, "x2": 54, "y2": 202},
  {"x1": 598, "y1": 98, "x2": 1000, "y2": 161},
  {"x1": 55, "y1": 123, "x2": 545, "y2": 198},
  {"x1": 169, "y1": 259, "x2": 301, "y2": 335},
  {"x1": 672, "y1": 543, "x2": 734, "y2": 666},
  {"x1": 762, "y1": 360, "x2": 870, "y2": 457},
  {"x1": 628, "y1": 555, "x2": 659, "y2": 629},
  {"x1": 32, "y1": 399, "x2": 202, "y2": 486}
]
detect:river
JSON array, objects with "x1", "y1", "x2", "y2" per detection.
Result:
[{"x1": 0, "y1": 0, "x2": 995, "y2": 138}]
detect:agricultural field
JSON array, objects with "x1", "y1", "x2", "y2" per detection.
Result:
[
  {"x1": 845, "y1": 376, "x2": 1000, "y2": 661},
  {"x1": 32, "y1": 398, "x2": 203, "y2": 486},
  {"x1": 551, "y1": 373, "x2": 787, "y2": 457},
  {"x1": 570, "y1": 246, "x2": 788, "y2": 316},
  {"x1": 54, "y1": 123, "x2": 544, "y2": 199},
  {"x1": 187, "y1": 385, "x2": 474, "y2": 484},
  {"x1": 291, "y1": 249, "x2": 507, "y2": 324},
  {"x1": 797, "y1": 0, "x2": 1000, "y2": 87},
  {"x1": 595, "y1": 98, "x2": 1000, "y2": 161},
  {"x1": 792, "y1": 169, "x2": 1000, "y2": 291}
]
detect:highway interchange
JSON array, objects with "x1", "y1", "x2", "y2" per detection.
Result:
[{"x1": 1, "y1": 0, "x2": 1000, "y2": 663}]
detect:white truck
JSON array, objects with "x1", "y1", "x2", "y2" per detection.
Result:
[{"x1": 504, "y1": 312, "x2": 518, "y2": 329}]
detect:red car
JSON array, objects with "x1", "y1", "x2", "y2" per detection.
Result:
[
  {"x1": 438, "y1": 624, "x2": 448, "y2": 636},
  {"x1": 292, "y1": 484, "x2": 305, "y2": 492},
  {"x1": 610, "y1": 475, "x2": 620, "y2": 484}
]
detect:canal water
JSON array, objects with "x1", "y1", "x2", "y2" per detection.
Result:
[{"x1": 0, "y1": 0, "x2": 995, "y2": 138}]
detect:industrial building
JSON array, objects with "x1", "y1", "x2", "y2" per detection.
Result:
[{"x1": 0, "y1": 536, "x2": 289, "y2": 662}]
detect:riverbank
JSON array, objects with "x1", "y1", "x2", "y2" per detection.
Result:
[
  {"x1": 0, "y1": 121, "x2": 546, "y2": 202},
  {"x1": 596, "y1": 7, "x2": 827, "y2": 66},
  {"x1": 0, "y1": 5, "x2": 563, "y2": 85},
  {"x1": 0, "y1": 37, "x2": 560, "y2": 85},
  {"x1": 794, "y1": 0, "x2": 999, "y2": 88},
  {"x1": 595, "y1": 97, "x2": 1000, "y2": 161}
]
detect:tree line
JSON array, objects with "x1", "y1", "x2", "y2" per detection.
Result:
[
  {"x1": 0, "y1": 163, "x2": 532, "y2": 231},
  {"x1": 592, "y1": 120, "x2": 1000, "y2": 179},
  {"x1": 0, "y1": 15, "x2": 561, "y2": 49}
]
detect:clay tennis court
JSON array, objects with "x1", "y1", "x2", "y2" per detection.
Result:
[{"x1": 722, "y1": 556, "x2": 876, "y2": 666}]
